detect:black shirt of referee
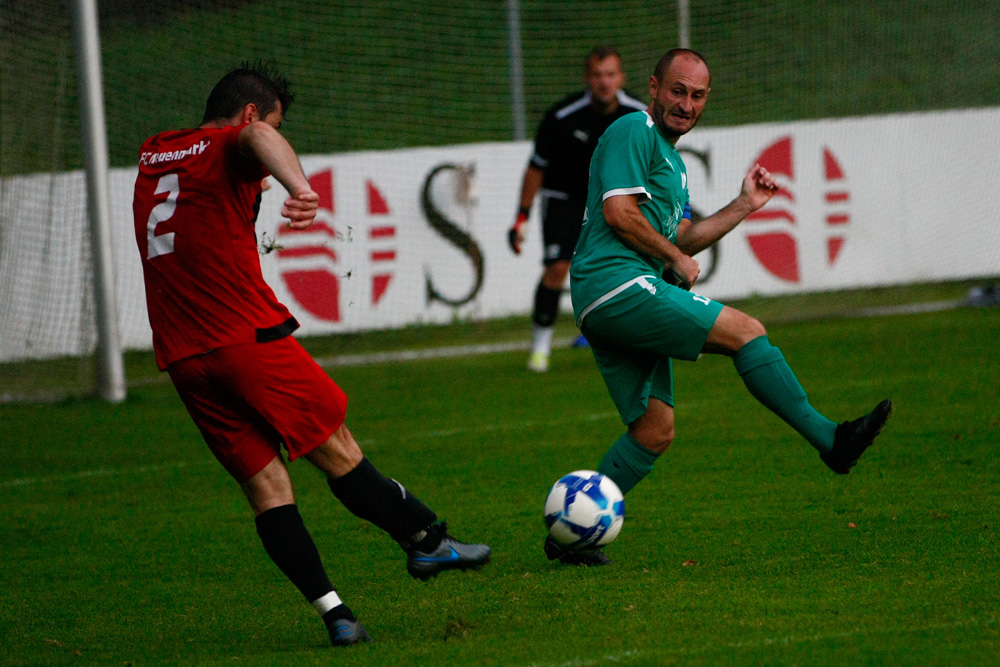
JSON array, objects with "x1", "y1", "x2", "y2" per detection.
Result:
[
  {"x1": 531, "y1": 87, "x2": 646, "y2": 212},
  {"x1": 509, "y1": 46, "x2": 646, "y2": 373}
]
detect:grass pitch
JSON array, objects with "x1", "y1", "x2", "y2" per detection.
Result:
[{"x1": 1, "y1": 305, "x2": 998, "y2": 665}]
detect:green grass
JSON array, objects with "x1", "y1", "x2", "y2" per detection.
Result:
[
  {"x1": 1, "y1": 278, "x2": 988, "y2": 402},
  {"x1": 2, "y1": 305, "x2": 998, "y2": 665}
]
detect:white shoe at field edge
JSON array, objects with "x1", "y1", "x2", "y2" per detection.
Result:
[{"x1": 527, "y1": 351, "x2": 550, "y2": 373}]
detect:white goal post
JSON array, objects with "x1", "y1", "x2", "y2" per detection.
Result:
[{"x1": 71, "y1": 0, "x2": 126, "y2": 403}]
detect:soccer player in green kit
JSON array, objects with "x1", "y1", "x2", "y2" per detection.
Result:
[{"x1": 548, "y1": 48, "x2": 892, "y2": 566}]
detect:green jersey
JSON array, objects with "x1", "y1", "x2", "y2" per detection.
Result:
[{"x1": 570, "y1": 110, "x2": 689, "y2": 324}]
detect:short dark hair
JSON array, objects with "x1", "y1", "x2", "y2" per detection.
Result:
[
  {"x1": 585, "y1": 45, "x2": 621, "y2": 69},
  {"x1": 201, "y1": 60, "x2": 294, "y2": 124},
  {"x1": 652, "y1": 48, "x2": 710, "y2": 83}
]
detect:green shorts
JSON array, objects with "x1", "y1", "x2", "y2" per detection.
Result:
[{"x1": 579, "y1": 276, "x2": 724, "y2": 425}]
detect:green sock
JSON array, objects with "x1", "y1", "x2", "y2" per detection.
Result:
[
  {"x1": 598, "y1": 432, "x2": 660, "y2": 495},
  {"x1": 733, "y1": 336, "x2": 837, "y2": 453}
]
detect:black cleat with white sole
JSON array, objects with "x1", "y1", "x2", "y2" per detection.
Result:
[
  {"x1": 821, "y1": 399, "x2": 893, "y2": 474},
  {"x1": 544, "y1": 535, "x2": 612, "y2": 566}
]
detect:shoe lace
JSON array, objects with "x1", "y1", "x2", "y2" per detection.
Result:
[{"x1": 436, "y1": 520, "x2": 452, "y2": 541}]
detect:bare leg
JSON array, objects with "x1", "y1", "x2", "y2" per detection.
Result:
[
  {"x1": 541, "y1": 260, "x2": 570, "y2": 291},
  {"x1": 628, "y1": 397, "x2": 675, "y2": 453},
  {"x1": 304, "y1": 424, "x2": 364, "y2": 478},
  {"x1": 241, "y1": 455, "x2": 295, "y2": 515},
  {"x1": 702, "y1": 305, "x2": 766, "y2": 356}
]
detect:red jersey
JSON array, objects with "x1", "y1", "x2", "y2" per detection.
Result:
[{"x1": 133, "y1": 124, "x2": 297, "y2": 370}]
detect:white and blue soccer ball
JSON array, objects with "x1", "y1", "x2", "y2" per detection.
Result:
[{"x1": 544, "y1": 470, "x2": 625, "y2": 550}]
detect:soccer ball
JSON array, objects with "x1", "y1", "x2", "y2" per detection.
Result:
[{"x1": 544, "y1": 470, "x2": 625, "y2": 551}]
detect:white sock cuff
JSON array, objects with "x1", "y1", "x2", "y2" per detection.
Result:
[
  {"x1": 311, "y1": 591, "x2": 343, "y2": 616},
  {"x1": 531, "y1": 323, "x2": 555, "y2": 354}
]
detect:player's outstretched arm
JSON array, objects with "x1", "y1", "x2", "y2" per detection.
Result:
[
  {"x1": 675, "y1": 163, "x2": 779, "y2": 256},
  {"x1": 239, "y1": 121, "x2": 319, "y2": 230}
]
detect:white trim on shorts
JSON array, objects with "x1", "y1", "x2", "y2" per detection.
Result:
[
  {"x1": 576, "y1": 274, "x2": 659, "y2": 327},
  {"x1": 540, "y1": 188, "x2": 570, "y2": 200}
]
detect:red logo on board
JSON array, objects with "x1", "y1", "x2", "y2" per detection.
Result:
[
  {"x1": 745, "y1": 136, "x2": 850, "y2": 282},
  {"x1": 275, "y1": 169, "x2": 396, "y2": 322}
]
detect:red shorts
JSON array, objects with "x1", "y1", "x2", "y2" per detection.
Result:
[{"x1": 166, "y1": 337, "x2": 347, "y2": 483}]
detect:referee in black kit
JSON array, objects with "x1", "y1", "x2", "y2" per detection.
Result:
[{"x1": 508, "y1": 46, "x2": 646, "y2": 372}]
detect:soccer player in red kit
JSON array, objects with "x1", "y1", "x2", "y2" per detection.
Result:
[{"x1": 133, "y1": 63, "x2": 490, "y2": 647}]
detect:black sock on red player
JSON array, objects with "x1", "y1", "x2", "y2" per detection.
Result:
[{"x1": 327, "y1": 457, "x2": 441, "y2": 550}]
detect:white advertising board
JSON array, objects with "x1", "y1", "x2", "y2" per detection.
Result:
[{"x1": 1, "y1": 107, "x2": 998, "y2": 361}]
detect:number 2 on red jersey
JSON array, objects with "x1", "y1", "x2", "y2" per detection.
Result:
[{"x1": 147, "y1": 173, "x2": 179, "y2": 259}]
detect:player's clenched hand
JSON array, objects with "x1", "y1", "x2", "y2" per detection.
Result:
[
  {"x1": 740, "y1": 163, "x2": 780, "y2": 212},
  {"x1": 283, "y1": 188, "x2": 320, "y2": 229},
  {"x1": 667, "y1": 253, "x2": 700, "y2": 290}
]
